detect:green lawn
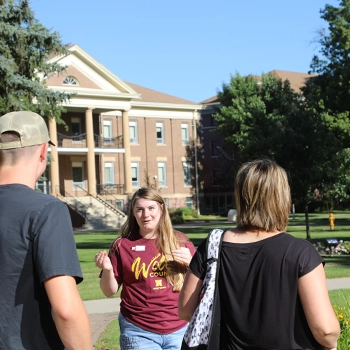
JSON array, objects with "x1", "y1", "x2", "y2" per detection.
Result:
[
  {"x1": 76, "y1": 211, "x2": 350, "y2": 300},
  {"x1": 84, "y1": 211, "x2": 350, "y2": 349}
]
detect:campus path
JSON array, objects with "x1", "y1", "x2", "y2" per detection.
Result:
[{"x1": 86, "y1": 277, "x2": 350, "y2": 347}]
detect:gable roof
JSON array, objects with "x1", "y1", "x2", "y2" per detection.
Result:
[
  {"x1": 46, "y1": 44, "x2": 201, "y2": 110},
  {"x1": 46, "y1": 44, "x2": 140, "y2": 98},
  {"x1": 269, "y1": 70, "x2": 317, "y2": 92},
  {"x1": 201, "y1": 70, "x2": 318, "y2": 105},
  {"x1": 126, "y1": 82, "x2": 196, "y2": 105}
]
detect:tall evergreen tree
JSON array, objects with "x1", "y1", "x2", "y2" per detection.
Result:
[{"x1": 0, "y1": 0, "x2": 70, "y2": 121}]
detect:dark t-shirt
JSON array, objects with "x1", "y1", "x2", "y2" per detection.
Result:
[
  {"x1": 0, "y1": 184, "x2": 83, "y2": 350},
  {"x1": 107, "y1": 231, "x2": 196, "y2": 334},
  {"x1": 190, "y1": 232, "x2": 324, "y2": 350}
]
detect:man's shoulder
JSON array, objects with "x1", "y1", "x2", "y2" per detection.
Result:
[{"x1": 1, "y1": 184, "x2": 63, "y2": 208}]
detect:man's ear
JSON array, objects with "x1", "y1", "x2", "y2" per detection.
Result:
[{"x1": 39, "y1": 143, "x2": 49, "y2": 162}]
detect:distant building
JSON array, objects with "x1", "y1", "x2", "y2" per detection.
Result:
[
  {"x1": 40, "y1": 45, "x2": 202, "y2": 228},
  {"x1": 37, "y1": 45, "x2": 315, "y2": 221},
  {"x1": 199, "y1": 70, "x2": 317, "y2": 215}
]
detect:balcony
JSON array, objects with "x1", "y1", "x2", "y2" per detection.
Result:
[
  {"x1": 96, "y1": 184, "x2": 125, "y2": 195},
  {"x1": 57, "y1": 133, "x2": 123, "y2": 149}
]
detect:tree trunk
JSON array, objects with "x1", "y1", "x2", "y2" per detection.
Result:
[{"x1": 305, "y1": 203, "x2": 311, "y2": 240}]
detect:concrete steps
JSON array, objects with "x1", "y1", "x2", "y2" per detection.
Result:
[{"x1": 65, "y1": 195, "x2": 127, "y2": 231}]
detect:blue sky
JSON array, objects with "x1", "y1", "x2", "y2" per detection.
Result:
[{"x1": 31, "y1": 0, "x2": 339, "y2": 103}]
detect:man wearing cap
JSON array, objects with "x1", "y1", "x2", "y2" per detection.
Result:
[{"x1": 0, "y1": 111, "x2": 92, "y2": 349}]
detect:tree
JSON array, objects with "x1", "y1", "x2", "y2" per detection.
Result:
[
  {"x1": 0, "y1": 0, "x2": 70, "y2": 121},
  {"x1": 303, "y1": 0, "x2": 350, "y2": 146},
  {"x1": 214, "y1": 73, "x2": 340, "y2": 238},
  {"x1": 302, "y1": 0, "x2": 350, "y2": 211}
]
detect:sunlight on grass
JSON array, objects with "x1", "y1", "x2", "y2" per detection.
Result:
[
  {"x1": 75, "y1": 212, "x2": 350, "y2": 301},
  {"x1": 94, "y1": 318, "x2": 120, "y2": 350}
]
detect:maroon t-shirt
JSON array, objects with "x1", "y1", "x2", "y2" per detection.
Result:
[{"x1": 108, "y1": 231, "x2": 196, "y2": 334}]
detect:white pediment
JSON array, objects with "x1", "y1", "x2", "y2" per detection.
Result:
[{"x1": 46, "y1": 44, "x2": 139, "y2": 99}]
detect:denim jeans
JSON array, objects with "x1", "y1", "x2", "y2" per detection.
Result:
[{"x1": 118, "y1": 313, "x2": 187, "y2": 350}]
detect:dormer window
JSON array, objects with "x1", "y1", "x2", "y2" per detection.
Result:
[{"x1": 63, "y1": 76, "x2": 79, "y2": 85}]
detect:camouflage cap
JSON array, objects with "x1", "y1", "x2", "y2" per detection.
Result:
[{"x1": 0, "y1": 111, "x2": 55, "y2": 149}]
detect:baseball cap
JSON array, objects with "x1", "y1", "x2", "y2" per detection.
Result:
[{"x1": 0, "y1": 111, "x2": 55, "y2": 150}]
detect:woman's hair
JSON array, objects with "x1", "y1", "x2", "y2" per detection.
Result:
[
  {"x1": 120, "y1": 187, "x2": 188, "y2": 291},
  {"x1": 234, "y1": 159, "x2": 291, "y2": 232}
]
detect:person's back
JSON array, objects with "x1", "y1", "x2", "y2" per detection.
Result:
[
  {"x1": 0, "y1": 185, "x2": 81, "y2": 349},
  {"x1": 179, "y1": 159, "x2": 340, "y2": 350},
  {"x1": 0, "y1": 111, "x2": 92, "y2": 350},
  {"x1": 218, "y1": 233, "x2": 324, "y2": 349}
]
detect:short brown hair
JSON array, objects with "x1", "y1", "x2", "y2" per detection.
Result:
[
  {"x1": 0, "y1": 132, "x2": 39, "y2": 166},
  {"x1": 234, "y1": 159, "x2": 291, "y2": 232}
]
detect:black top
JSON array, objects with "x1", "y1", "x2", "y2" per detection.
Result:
[
  {"x1": 0, "y1": 184, "x2": 83, "y2": 349},
  {"x1": 190, "y1": 232, "x2": 324, "y2": 350}
]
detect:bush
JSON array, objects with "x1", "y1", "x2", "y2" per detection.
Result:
[
  {"x1": 169, "y1": 208, "x2": 184, "y2": 224},
  {"x1": 179, "y1": 207, "x2": 199, "y2": 219}
]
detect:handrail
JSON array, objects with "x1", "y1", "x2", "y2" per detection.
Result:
[
  {"x1": 56, "y1": 132, "x2": 123, "y2": 148},
  {"x1": 74, "y1": 184, "x2": 126, "y2": 217},
  {"x1": 55, "y1": 185, "x2": 88, "y2": 219},
  {"x1": 57, "y1": 133, "x2": 87, "y2": 147},
  {"x1": 97, "y1": 184, "x2": 125, "y2": 213},
  {"x1": 73, "y1": 185, "x2": 92, "y2": 207},
  {"x1": 96, "y1": 184, "x2": 125, "y2": 196},
  {"x1": 93, "y1": 134, "x2": 123, "y2": 148}
]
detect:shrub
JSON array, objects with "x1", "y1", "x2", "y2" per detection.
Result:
[
  {"x1": 169, "y1": 208, "x2": 184, "y2": 224},
  {"x1": 179, "y1": 207, "x2": 199, "y2": 219}
]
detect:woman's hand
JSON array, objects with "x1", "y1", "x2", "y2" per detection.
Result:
[
  {"x1": 172, "y1": 247, "x2": 192, "y2": 266},
  {"x1": 95, "y1": 250, "x2": 113, "y2": 271}
]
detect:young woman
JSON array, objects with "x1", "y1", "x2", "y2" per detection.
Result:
[
  {"x1": 179, "y1": 159, "x2": 340, "y2": 350},
  {"x1": 95, "y1": 187, "x2": 196, "y2": 350}
]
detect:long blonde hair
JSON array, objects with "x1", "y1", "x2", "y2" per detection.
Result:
[{"x1": 120, "y1": 187, "x2": 188, "y2": 291}]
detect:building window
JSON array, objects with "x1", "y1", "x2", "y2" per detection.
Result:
[
  {"x1": 116, "y1": 199, "x2": 124, "y2": 211},
  {"x1": 71, "y1": 117, "x2": 81, "y2": 140},
  {"x1": 104, "y1": 162, "x2": 114, "y2": 184},
  {"x1": 131, "y1": 162, "x2": 140, "y2": 187},
  {"x1": 63, "y1": 76, "x2": 79, "y2": 85},
  {"x1": 72, "y1": 161, "x2": 85, "y2": 190},
  {"x1": 164, "y1": 198, "x2": 169, "y2": 207},
  {"x1": 183, "y1": 162, "x2": 191, "y2": 186},
  {"x1": 157, "y1": 162, "x2": 166, "y2": 187},
  {"x1": 181, "y1": 123, "x2": 189, "y2": 145},
  {"x1": 129, "y1": 121, "x2": 138, "y2": 144},
  {"x1": 186, "y1": 197, "x2": 193, "y2": 208},
  {"x1": 103, "y1": 120, "x2": 112, "y2": 144},
  {"x1": 156, "y1": 122, "x2": 164, "y2": 144}
]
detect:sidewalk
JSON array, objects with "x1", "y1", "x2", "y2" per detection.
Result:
[
  {"x1": 86, "y1": 278, "x2": 350, "y2": 346},
  {"x1": 84, "y1": 298, "x2": 120, "y2": 345}
]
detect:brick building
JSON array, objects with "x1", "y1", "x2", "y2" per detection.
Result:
[
  {"x1": 39, "y1": 45, "x2": 315, "y2": 221},
  {"x1": 42, "y1": 45, "x2": 202, "y2": 220}
]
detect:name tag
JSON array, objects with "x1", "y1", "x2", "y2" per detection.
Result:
[{"x1": 131, "y1": 245, "x2": 146, "y2": 251}]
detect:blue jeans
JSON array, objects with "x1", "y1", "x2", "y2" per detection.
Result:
[{"x1": 118, "y1": 313, "x2": 187, "y2": 350}]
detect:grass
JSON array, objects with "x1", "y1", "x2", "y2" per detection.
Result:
[
  {"x1": 75, "y1": 212, "x2": 350, "y2": 300},
  {"x1": 84, "y1": 211, "x2": 350, "y2": 349},
  {"x1": 94, "y1": 319, "x2": 120, "y2": 350},
  {"x1": 94, "y1": 290, "x2": 350, "y2": 350},
  {"x1": 75, "y1": 232, "x2": 122, "y2": 300}
]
